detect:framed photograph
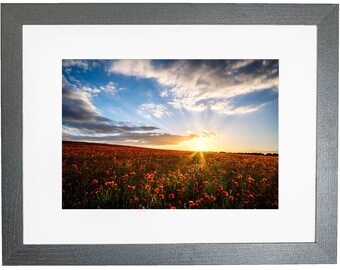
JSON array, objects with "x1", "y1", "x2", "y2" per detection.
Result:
[{"x1": 1, "y1": 3, "x2": 338, "y2": 265}]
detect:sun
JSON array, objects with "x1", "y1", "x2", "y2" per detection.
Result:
[{"x1": 195, "y1": 142, "x2": 206, "y2": 152}]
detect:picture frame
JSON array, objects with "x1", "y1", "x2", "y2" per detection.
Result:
[{"x1": 1, "y1": 3, "x2": 338, "y2": 265}]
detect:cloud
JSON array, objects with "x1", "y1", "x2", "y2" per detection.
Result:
[
  {"x1": 62, "y1": 76, "x2": 159, "y2": 135},
  {"x1": 226, "y1": 60, "x2": 256, "y2": 71},
  {"x1": 138, "y1": 103, "x2": 172, "y2": 119},
  {"x1": 109, "y1": 60, "x2": 278, "y2": 114},
  {"x1": 62, "y1": 60, "x2": 90, "y2": 71},
  {"x1": 200, "y1": 130, "x2": 219, "y2": 138},
  {"x1": 100, "y1": 81, "x2": 118, "y2": 96},
  {"x1": 64, "y1": 69, "x2": 120, "y2": 98},
  {"x1": 62, "y1": 76, "x2": 103, "y2": 122},
  {"x1": 80, "y1": 85, "x2": 101, "y2": 96},
  {"x1": 64, "y1": 121, "x2": 159, "y2": 135},
  {"x1": 63, "y1": 132, "x2": 199, "y2": 146},
  {"x1": 187, "y1": 130, "x2": 219, "y2": 138},
  {"x1": 209, "y1": 101, "x2": 264, "y2": 115},
  {"x1": 62, "y1": 59, "x2": 103, "y2": 72}
]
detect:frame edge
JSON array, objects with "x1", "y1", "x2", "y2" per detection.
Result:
[
  {"x1": 315, "y1": 5, "x2": 339, "y2": 263},
  {"x1": 1, "y1": 3, "x2": 338, "y2": 265}
]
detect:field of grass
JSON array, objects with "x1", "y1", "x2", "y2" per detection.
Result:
[{"x1": 62, "y1": 141, "x2": 278, "y2": 209}]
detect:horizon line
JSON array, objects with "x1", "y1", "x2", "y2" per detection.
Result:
[{"x1": 62, "y1": 140, "x2": 279, "y2": 154}]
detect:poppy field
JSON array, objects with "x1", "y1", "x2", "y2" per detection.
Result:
[{"x1": 62, "y1": 141, "x2": 278, "y2": 209}]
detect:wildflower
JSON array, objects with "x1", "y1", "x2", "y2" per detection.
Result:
[
  {"x1": 92, "y1": 179, "x2": 98, "y2": 185},
  {"x1": 188, "y1": 201, "x2": 195, "y2": 207},
  {"x1": 168, "y1": 193, "x2": 175, "y2": 199},
  {"x1": 145, "y1": 185, "x2": 151, "y2": 190},
  {"x1": 210, "y1": 196, "x2": 216, "y2": 202},
  {"x1": 217, "y1": 185, "x2": 223, "y2": 191},
  {"x1": 248, "y1": 176, "x2": 255, "y2": 183},
  {"x1": 154, "y1": 188, "x2": 159, "y2": 194},
  {"x1": 177, "y1": 188, "x2": 184, "y2": 194},
  {"x1": 159, "y1": 194, "x2": 165, "y2": 200},
  {"x1": 232, "y1": 180, "x2": 239, "y2": 186},
  {"x1": 222, "y1": 191, "x2": 229, "y2": 197},
  {"x1": 145, "y1": 173, "x2": 154, "y2": 180}
]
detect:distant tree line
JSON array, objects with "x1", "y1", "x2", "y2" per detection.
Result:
[{"x1": 218, "y1": 151, "x2": 278, "y2": 156}]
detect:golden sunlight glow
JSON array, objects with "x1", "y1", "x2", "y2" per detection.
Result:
[
  {"x1": 195, "y1": 143, "x2": 206, "y2": 152},
  {"x1": 175, "y1": 136, "x2": 218, "y2": 152}
]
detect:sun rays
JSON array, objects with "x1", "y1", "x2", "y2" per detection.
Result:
[
  {"x1": 178, "y1": 150, "x2": 207, "y2": 171},
  {"x1": 198, "y1": 151, "x2": 207, "y2": 168}
]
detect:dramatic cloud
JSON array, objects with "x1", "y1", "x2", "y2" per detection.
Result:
[
  {"x1": 109, "y1": 60, "x2": 278, "y2": 114},
  {"x1": 138, "y1": 103, "x2": 172, "y2": 119},
  {"x1": 62, "y1": 76, "x2": 158, "y2": 136},
  {"x1": 63, "y1": 132, "x2": 199, "y2": 146},
  {"x1": 62, "y1": 76, "x2": 103, "y2": 122},
  {"x1": 62, "y1": 75, "x2": 201, "y2": 147}
]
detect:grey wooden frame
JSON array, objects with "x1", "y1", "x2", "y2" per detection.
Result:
[{"x1": 1, "y1": 3, "x2": 338, "y2": 265}]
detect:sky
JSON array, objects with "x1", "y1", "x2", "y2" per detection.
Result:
[{"x1": 62, "y1": 59, "x2": 278, "y2": 152}]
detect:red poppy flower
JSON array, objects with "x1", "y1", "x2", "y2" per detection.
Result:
[
  {"x1": 177, "y1": 188, "x2": 184, "y2": 194},
  {"x1": 92, "y1": 179, "x2": 98, "y2": 185}
]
